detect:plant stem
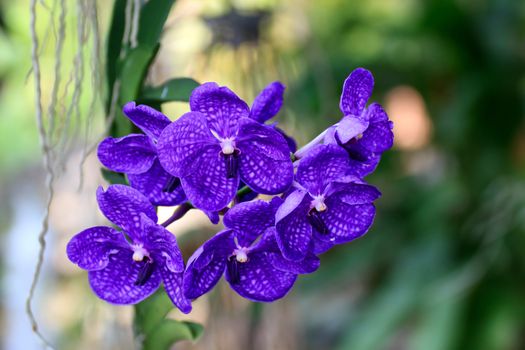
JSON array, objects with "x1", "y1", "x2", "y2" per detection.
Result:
[
  {"x1": 161, "y1": 202, "x2": 193, "y2": 227},
  {"x1": 294, "y1": 125, "x2": 335, "y2": 159}
]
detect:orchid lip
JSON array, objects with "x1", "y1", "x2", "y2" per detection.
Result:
[
  {"x1": 134, "y1": 258, "x2": 155, "y2": 286},
  {"x1": 162, "y1": 176, "x2": 181, "y2": 193},
  {"x1": 131, "y1": 243, "x2": 149, "y2": 262},
  {"x1": 311, "y1": 195, "x2": 327, "y2": 212},
  {"x1": 227, "y1": 256, "x2": 240, "y2": 284},
  {"x1": 308, "y1": 208, "x2": 329, "y2": 235},
  {"x1": 233, "y1": 247, "x2": 249, "y2": 263},
  {"x1": 222, "y1": 149, "x2": 241, "y2": 178}
]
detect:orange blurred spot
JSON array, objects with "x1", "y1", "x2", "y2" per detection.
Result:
[{"x1": 385, "y1": 86, "x2": 432, "y2": 150}]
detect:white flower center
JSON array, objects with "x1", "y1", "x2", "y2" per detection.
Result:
[
  {"x1": 210, "y1": 129, "x2": 236, "y2": 155},
  {"x1": 234, "y1": 248, "x2": 249, "y2": 263},
  {"x1": 311, "y1": 195, "x2": 327, "y2": 212},
  {"x1": 132, "y1": 244, "x2": 149, "y2": 262},
  {"x1": 220, "y1": 138, "x2": 236, "y2": 155}
]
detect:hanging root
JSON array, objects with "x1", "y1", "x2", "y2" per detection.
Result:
[
  {"x1": 78, "y1": 0, "x2": 102, "y2": 191},
  {"x1": 26, "y1": 0, "x2": 56, "y2": 348},
  {"x1": 78, "y1": 0, "x2": 140, "y2": 190}
]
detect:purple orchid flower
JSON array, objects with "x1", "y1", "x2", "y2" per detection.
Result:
[
  {"x1": 157, "y1": 82, "x2": 294, "y2": 211},
  {"x1": 249, "y1": 81, "x2": 297, "y2": 153},
  {"x1": 275, "y1": 144, "x2": 381, "y2": 261},
  {"x1": 234, "y1": 81, "x2": 294, "y2": 204},
  {"x1": 66, "y1": 184, "x2": 191, "y2": 313},
  {"x1": 183, "y1": 199, "x2": 320, "y2": 302},
  {"x1": 324, "y1": 68, "x2": 394, "y2": 177},
  {"x1": 97, "y1": 102, "x2": 186, "y2": 206}
]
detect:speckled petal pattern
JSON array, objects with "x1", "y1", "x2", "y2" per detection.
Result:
[
  {"x1": 180, "y1": 146, "x2": 239, "y2": 211},
  {"x1": 67, "y1": 226, "x2": 127, "y2": 271},
  {"x1": 223, "y1": 200, "x2": 275, "y2": 246},
  {"x1": 183, "y1": 231, "x2": 235, "y2": 299},
  {"x1": 123, "y1": 102, "x2": 171, "y2": 140},
  {"x1": 225, "y1": 252, "x2": 297, "y2": 302},
  {"x1": 157, "y1": 112, "x2": 216, "y2": 178},
  {"x1": 96, "y1": 185, "x2": 157, "y2": 237},
  {"x1": 250, "y1": 81, "x2": 285, "y2": 123},
  {"x1": 97, "y1": 135, "x2": 157, "y2": 174},
  {"x1": 190, "y1": 82, "x2": 249, "y2": 137},
  {"x1": 275, "y1": 191, "x2": 312, "y2": 261},
  {"x1": 88, "y1": 250, "x2": 161, "y2": 305},
  {"x1": 237, "y1": 119, "x2": 293, "y2": 194},
  {"x1": 141, "y1": 214, "x2": 184, "y2": 273},
  {"x1": 128, "y1": 159, "x2": 186, "y2": 206},
  {"x1": 317, "y1": 196, "x2": 376, "y2": 244},
  {"x1": 160, "y1": 264, "x2": 192, "y2": 314},
  {"x1": 296, "y1": 144, "x2": 349, "y2": 194},
  {"x1": 339, "y1": 67, "x2": 374, "y2": 116}
]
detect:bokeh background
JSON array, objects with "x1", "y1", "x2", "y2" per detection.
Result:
[{"x1": 1, "y1": 0, "x2": 524, "y2": 349}]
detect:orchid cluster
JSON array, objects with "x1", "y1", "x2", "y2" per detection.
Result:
[{"x1": 67, "y1": 68, "x2": 393, "y2": 314}]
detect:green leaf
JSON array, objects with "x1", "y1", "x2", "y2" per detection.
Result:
[
  {"x1": 101, "y1": 169, "x2": 127, "y2": 185},
  {"x1": 105, "y1": 0, "x2": 127, "y2": 113},
  {"x1": 112, "y1": 44, "x2": 160, "y2": 136},
  {"x1": 139, "y1": 78, "x2": 200, "y2": 103},
  {"x1": 134, "y1": 290, "x2": 203, "y2": 350},
  {"x1": 134, "y1": 289, "x2": 174, "y2": 335},
  {"x1": 137, "y1": 0, "x2": 176, "y2": 47},
  {"x1": 142, "y1": 320, "x2": 203, "y2": 350},
  {"x1": 118, "y1": 45, "x2": 160, "y2": 105}
]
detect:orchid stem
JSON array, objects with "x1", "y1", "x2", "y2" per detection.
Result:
[
  {"x1": 162, "y1": 186, "x2": 257, "y2": 227},
  {"x1": 236, "y1": 185, "x2": 254, "y2": 198},
  {"x1": 294, "y1": 125, "x2": 334, "y2": 159},
  {"x1": 161, "y1": 202, "x2": 193, "y2": 227}
]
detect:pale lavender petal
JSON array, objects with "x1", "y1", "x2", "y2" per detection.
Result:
[
  {"x1": 323, "y1": 125, "x2": 337, "y2": 145},
  {"x1": 128, "y1": 159, "x2": 186, "y2": 206},
  {"x1": 183, "y1": 230, "x2": 235, "y2": 299},
  {"x1": 96, "y1": 185, "x2": 157, "y2": 236},
  {"x1": 250, "y1": 81, "x2": 285, "y2": 123},
  {"x1": 275, "y1": 190, "x2": 306, "y2": 223},
  {"x1": 225, "y1": 252, "x2": 297, "y2": 302},
  {"x1": 190, "y1": 82, "x2": 249, "y2": 138},
  {"x1": 316, "y1": 197, "x2": 376, "y2": 244},
  {"x1": 275, "y1": 192, "x2": 312, "y2": 261},
  {"x1": 237, "y1": 119, "x2": 293, "y2": 194},
  {"x1": 97, "y1": 135, "x2": 156, "y2": 174},
  {"x1": 223, "y1": 200, "x2": 275, "y2": 246},
  {"x1": 340, "y1": 67, "x2": 374, "y2": 116},
  {"x1": 335, "y1": 116, "x2": 369, "y2": 144},
  {"x1": 296, "y1": 144, "x2": 349, "y2": 194},
  {"x1": 88, "y1": 250, "x2": 161, "y2": 304},
  {"x1": 67, "y1": 226, "x2": 127, "y2": 271},
  {"x1": 141, "y1": 214, "x2": 184, "y2": 273},
  {"x1": 123, "y1": 101, "x2": 171, "y2": 140},
  {"x1": 160, "y1": 265, "x2": 192, "y2": 313},
  {"x1": 181, "y1": 146, "x2": 239, "y2": 211},
  {"x1": 157, "y1": 112, "x2": 216, "y2": 178}
]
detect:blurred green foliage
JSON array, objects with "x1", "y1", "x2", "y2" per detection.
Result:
[{"x1": 283, "y1": 1, "x2": 525, "y2": 349}]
